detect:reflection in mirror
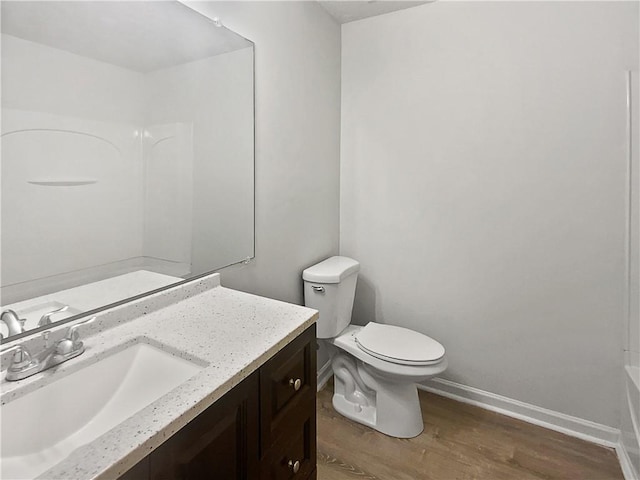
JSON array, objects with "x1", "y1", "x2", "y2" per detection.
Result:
[{"x1": 0, "y1": 1, "x2": 255, "y2": 341}]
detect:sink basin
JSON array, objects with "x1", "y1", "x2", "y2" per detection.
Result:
[{"x1": 1, "y1": 341, "x2": 203, "y2": 479}]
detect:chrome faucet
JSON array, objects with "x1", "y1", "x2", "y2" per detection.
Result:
[
  {"x1": 1, "y1": 310, "x2": 26, "y2": 337},
  {"x1": 3, "y1": 316, "x2": 95, "y2": 381},
  {"x1": 37, "y1": 305, "x2": 69, "y2": 327}
]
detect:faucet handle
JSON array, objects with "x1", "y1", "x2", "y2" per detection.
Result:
[
  {"x1": 37, "y1": 305, "x2": 69, "y2": 327},
  {"x1": 65, "y1": 316, "x2": 96, "y2": 341},
  {"x1": 3, "y1": 345, "x2": 34, "y2": 370},
  {"x1": 57, "y1": 316, "x2": 96, "y2": 355}
]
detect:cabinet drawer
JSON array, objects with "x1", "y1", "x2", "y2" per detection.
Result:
[
  {"x1": 260, "y1": 395, "x2": 316, "y2": 480},
  {"x1": 260, "y1": 325, "x2": 316, "y2": 448}
]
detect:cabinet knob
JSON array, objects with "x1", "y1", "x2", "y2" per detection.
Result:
[
  {"x1": 289, "y1": 378, "x2": 302, "y2": 391},
  {"x1": 288, "y1": 459, "x2": 301, "y2": 474}
]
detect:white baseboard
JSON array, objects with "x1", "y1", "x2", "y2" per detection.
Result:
[
  {"x1": 617, "y1": 441, "x2": 639, "y2": 480},
  {"x1": 419, "y1": 377, "x2": 620, "y2": 448},
  {"x1": 317, "y1": 360, "x2": 332, "y2": 391}
]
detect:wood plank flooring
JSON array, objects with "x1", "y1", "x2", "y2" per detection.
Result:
[{"x1": 317, "y1": 383, "x2": 624, "y2": 480}]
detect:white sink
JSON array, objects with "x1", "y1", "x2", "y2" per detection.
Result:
[{"x1": 1, "y1": 341, "x2": 203, "y2": 479}]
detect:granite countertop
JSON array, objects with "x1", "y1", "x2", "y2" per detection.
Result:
[{"x1": 0, "y1": 274, "x2": 318, "y2": 480}]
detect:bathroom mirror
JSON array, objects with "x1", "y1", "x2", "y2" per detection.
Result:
[{"x1": 0, "y1": 1, "x2": 255, "y2": 342}]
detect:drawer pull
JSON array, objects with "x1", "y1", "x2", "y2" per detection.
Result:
[
  {"x1": 288, "y1": 459, "x2": 301, "y2": 474},
  {"x1": 289, "y1": 378, "x2": 302, "y2": 391}
]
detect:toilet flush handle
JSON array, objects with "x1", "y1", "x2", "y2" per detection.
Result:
[{"x1": 311, "y1": 285, "x2": 325, "y2": 293}]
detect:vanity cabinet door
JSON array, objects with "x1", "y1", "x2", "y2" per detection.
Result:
[
  {"x1": 149, "y1": 371, "x2": 259, "y2": 480},
  {"x1": 260, "y1": 325, "x2": 317, "y2": 450},
  {"x1": 260, "y1": 395, "x2": 316, "y2": 480}
]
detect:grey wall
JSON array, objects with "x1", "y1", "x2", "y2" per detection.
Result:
[
  {"x1": 185, "y1": 2, "x2": 341, "y2": 305},
  {"x1": 340, "y1": 1, "x2": 638, "y2": 428}
]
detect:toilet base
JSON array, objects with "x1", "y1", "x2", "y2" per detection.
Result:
[
  {"x1": 332, "y1": 393, "x2": 377, "y2": 430},
  {"x1": 330, "y1": 353, "x2": 425, "y2": 438},
  {"x1": 331, "y1": 382, "x2": 425, "y2": 438}
]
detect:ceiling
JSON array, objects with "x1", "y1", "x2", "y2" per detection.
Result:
[
  {"x1": 318, "y1": 1, "x2": 431, "y2": 24},
  {"x1": 1, "y1": 1, "x2": 252, "y2": 73}
]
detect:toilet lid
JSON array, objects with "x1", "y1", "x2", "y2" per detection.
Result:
[{"x1": 355, "y1": 323, "x2": 445, "y2": 366}]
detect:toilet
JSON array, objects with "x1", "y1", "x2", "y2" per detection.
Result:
[{"x1": 303, "y1": 256, "x2": 447, "y2": 438}]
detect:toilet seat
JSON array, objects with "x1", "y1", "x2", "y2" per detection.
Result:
[
  {"x1": 332, "y1": 325, "x2": 447, "y2": 382},
  {"x1": 355, "y1": 323, "x2": 445, "y2": 366}
]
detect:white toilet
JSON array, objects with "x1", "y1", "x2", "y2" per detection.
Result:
[{"x1": 303, "y1": 256, "x2": 447, "y2": 438}]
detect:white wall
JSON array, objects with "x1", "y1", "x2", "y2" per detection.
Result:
[
  {"x1": 142, "y1": 122, "x2": 193, "y2": 272},
  {"x1": 1, "y1": 35, "x2": 145, "y2": 300},
  {"x1": 1, "y1": 34, "x2": 145, "y2": 124},
  {"x1": 144, "y1": 48, "x2": 254, "y2": 276},
  {"x1": 184, "y1": 1, "x2": 341, "y2": 304},
  {"x1": 341, "y1": 1, "x2": 638, "y2": 427}
]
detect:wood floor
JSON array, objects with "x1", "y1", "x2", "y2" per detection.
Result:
[{"x1": 316, "y1": 383, "x2": 624, "y2": 480}]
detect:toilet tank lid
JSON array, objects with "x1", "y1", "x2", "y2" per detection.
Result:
[{"x1": 303, "y1": 256, "x2": 360, "y2": 283}]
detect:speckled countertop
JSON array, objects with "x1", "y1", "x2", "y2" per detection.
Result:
[{"x1": 0, "y1": 274, "x2": 318, "y2": 480}]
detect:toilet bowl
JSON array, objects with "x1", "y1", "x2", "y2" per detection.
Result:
[{"x1": 303, "y1": 256, "x2": 447, "y2": 438}]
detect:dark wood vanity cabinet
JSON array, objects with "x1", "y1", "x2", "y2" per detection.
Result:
[
  {"x1": 149, "y1": 371, "x2": 260, "y2": 480},
  {"x1": 119, "y1": 325, "x2": 316, "y2": 480},
  {"x1": 259, "y1": 326, "x2": 317, "y2": 480}
]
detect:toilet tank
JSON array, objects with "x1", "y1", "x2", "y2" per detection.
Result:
[{"x1": 303, "y1": 256, "x2": 360, "y2": 339}]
